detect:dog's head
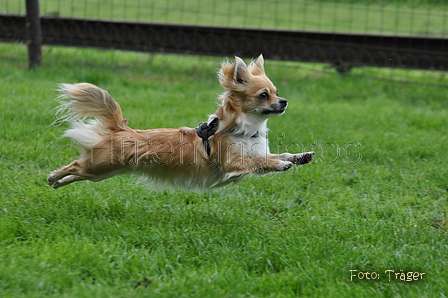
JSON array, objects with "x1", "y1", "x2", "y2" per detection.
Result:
[{"x1": 217, "y1": 55, "x2": 287, "y2": 117}]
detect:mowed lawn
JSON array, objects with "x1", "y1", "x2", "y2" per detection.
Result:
[{"x1": 0, "y1": 43, "x2": 447, "y2": 297}]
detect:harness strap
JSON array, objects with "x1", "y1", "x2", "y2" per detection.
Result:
[{"x1": 196, "y1": 117, "x2": 220, "y2": 156}]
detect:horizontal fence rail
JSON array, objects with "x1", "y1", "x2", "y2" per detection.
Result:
[{"x1": 1, "y1": 14, "x2": 447, "y2": 71}]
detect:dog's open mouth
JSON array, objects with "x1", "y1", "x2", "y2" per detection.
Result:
[{"x1": 261, "y1": 108, "x2": 286, "y2": 115}]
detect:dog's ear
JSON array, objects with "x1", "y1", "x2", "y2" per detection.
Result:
[
  {"x1": 218, "y1": 56, "x2": 252, "y2": 91},
  {"x1": 233, "y1": 56, "x2": 251, "y2": 84},
  {"x1": 249, "y1": 54, "x2": 265, "y2": 76}
]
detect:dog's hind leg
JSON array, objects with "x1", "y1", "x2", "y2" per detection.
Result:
[
  {"x1": 48, "y1": 159, "x2": 125, "y2": 188},
  {"x1": 52, "y1": 175, "x2": 86, "y2": 189},
  {"x1": 48, "y1": 160, "x2": 85, "y2": 187}
]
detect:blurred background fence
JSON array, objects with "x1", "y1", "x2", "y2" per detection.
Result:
[{"x1": 1, "y1": 0, "x2": 447, "y2": 85}]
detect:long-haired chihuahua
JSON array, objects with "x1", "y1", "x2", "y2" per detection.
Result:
[{"x1": 48, "y1": 55, "x2": 314, "y2": 191}]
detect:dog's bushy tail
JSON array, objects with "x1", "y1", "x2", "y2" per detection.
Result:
[
  {"x1": 55, "y1": 83, "x2": 127, "y2": 130},
  {"x1": 54, "y1": 83, "x2": 128, "y2": 150}
]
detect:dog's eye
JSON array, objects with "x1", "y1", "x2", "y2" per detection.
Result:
[{"x1": 258, "y1": 92, "x2": 269, "y2": 100}]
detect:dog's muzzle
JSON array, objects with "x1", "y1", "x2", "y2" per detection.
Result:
[{"x1": 262, "y1": 98, "x2": 288, "y2": 115}]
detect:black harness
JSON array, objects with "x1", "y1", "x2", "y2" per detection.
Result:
[
  {"x1": 196, "y1": 117, "x2": 220, "y2": 156},
  {"x1": 195, "y1": 117, "x2": 260, "y2": 157}
]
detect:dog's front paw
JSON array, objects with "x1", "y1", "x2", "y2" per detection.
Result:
[
  {"x1": 291, "y1": 151, "x2": 315, "y2": 165},
  {"x1": 276, "y1": 160, "x2": 294, "y2": 171}
]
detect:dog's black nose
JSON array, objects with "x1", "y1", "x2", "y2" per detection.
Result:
[{"x1": 279, "y1": 98, "x2": 288, "y2": 108}]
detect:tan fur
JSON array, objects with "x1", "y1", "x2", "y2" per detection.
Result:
[{"x1": 48, "y1": 55, "x2": 314, "y2": 191}]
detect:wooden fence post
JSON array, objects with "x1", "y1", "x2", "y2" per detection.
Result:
[{"x1": 25, "y1": 0, "x2": 42, "y2": 69}]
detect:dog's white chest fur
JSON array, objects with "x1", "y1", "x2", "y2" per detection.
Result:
[
  {"x1": 228, "y1": 115, "x2": 271, "y2": 159},
  {"x1": 230, "y1": 132, "x2": 270, "y2": 159}
]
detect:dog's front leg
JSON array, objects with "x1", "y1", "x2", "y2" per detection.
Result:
[
  {"x1": 270, "y1": 151, "x2": 315, "y2": 165},
  {"x1": 223, "y1": 157, "x2": 294, "y2": 176}
]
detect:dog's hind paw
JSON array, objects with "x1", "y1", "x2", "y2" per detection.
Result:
[
  {"x1": 48, "y1": 174, "x2": 84, "y2": 189},
  {"x1": 47, "y1": 171, "x2": 59, "y2": 186}
]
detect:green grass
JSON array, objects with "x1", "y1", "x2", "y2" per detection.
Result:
[
  {"x1": 0, "y1": 43, "x2": 447, "y2": 297},
  {"x1": 3, "y1": 0, "x2": 448, "y2": 37}
]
